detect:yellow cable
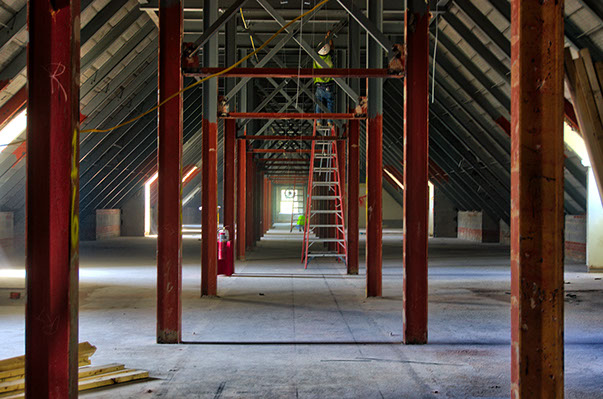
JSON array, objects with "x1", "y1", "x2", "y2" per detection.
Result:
[
  {"x1": 240, "y1": 8, "x2": 259, "y2": 62},
  {"x1": 81, "y1": 0, "x2": 332, "y2": 134}
]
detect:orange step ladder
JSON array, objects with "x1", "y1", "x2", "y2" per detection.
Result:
[{"x1": 301, "y1": 120, "x2": 347, "y2": 268}]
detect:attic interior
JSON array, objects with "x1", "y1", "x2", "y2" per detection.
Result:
[{"x1": 0, "y1": 0, "x2": 602, "y2": 397}]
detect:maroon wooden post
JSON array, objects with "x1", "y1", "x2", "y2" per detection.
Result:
[
  {"x1": 26, "y1": 0, "x2": 81, "y2": 396},
  {"x1": 246, "y1": 152, "x2": 255, "y2": 250},
  {"x1": 237, "y1": 139, "x2": 247, "y2": 260},
  {"x1": 403, "y1": 0, "x2": 430, "y2": 344},
  {"x1": 347, "y1": 120, "x2": 360, "y2": 275},
  {"x1": 510, "y1": 0, "x2": 565, "y2": 396},
  {"x1": 156, "y1": 0, "x2": 183, "y2": 344}
]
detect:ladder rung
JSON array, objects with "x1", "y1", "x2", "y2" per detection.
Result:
[
  {"x1": 311, "y1": 210, "x2": 341, "y2": 214},
  {"x1": 308, "y1": 253, "x2": 346, "y2": 258},
  {"x1": 314, "y1": 168, "x2": 337, "y2": 172},
  {"x1": 311, "y1": 196, "x2": 339, "y2": 200},
  {"x1": 313, "y1": 182, "x2": 337, "y2": 186},
  {"x1": 309, "y1": 238, "x2": 345, "y2": 243},
  {"x1": 310, "y1": 225, "x2": 344, "y2": 228}
]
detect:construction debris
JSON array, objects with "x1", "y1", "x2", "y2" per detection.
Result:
[{"x1": 0, "y1": 342, "x2": 148, "y2": 397}]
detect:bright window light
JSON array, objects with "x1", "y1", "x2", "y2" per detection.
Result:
[
  {"x1": 279, "y1": 189, "x2": 302, "y2": 215},
  {"x1": 0, "y1": 109, "x2": 26, "y2": 154},
  {"x1": 144, "y1": 172, "x2": 159, "y2": 236},
  {"x1": 384, "y1": 168, "x2": 404, "y2": 190},
  {"x1": 564, "y1": 121, "x2": 590, "y2": 167},
  {"x1": 144, "y1": 168, "x2": 199, "y2": 236}
]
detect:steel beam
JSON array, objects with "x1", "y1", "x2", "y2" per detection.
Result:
[
  {"x1": 186, "y1": 0, "x2": 249, "y2": 58},
  {"x1": 241, "y1": 135, "x2": 342, "y2": 141},
  {"x1": 510, "y1": 0, "x2": 565, "y2": 397},
  {"x1": 224, "y1": 112, "x2": 360, "y2": 120},
  {"x1": 403, "y1": 0, "x2": 429, "y2": 345},
  {"x1": 191, "y1": 67, "x2": 399, "y2": 79},
  {"x1": 365, "y1": 0, "x2": 383, "y2": 298},
  {"x1": 157, "y1": 0, "x2": 183, "y2": 344},
  {"x1": 201, "y1": 0, "x2": 218, "y2": 297},
  {"x1": 336, "y1": 0, "x2": 393, "y2": 54},
  {"x1": 347, "y1": 120, "x2": 360, "y2": 275},
  {"x1": 250, "y1": 149, "x2": 312, "y2": 154},
  {"x1": 255, "y1": 0, "x2": 359, "y2": 102},
  {"x1": 26, "y1": 0, "x2": 80, "y2": 397}
]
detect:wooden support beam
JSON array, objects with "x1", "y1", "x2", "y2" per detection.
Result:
[
  {"x1": 26, "y1": 0, "x2": 81, "y2": 396},
  {"x1": 565, "y1": 48, "x2": 603, "y2": 207},
  {"x1": 157, "y1": 0, "x2": 183, "y2": 344},
  {"x1": 511, "y1": 0, "x2": 565, "y2": 397},
  {"x1": 347, "y1": 120, "x2": 360, "y2": 275},
  {"x1": 236, "y1": 139, "x2": 247, "y2": 260},
  {"x1": 403, "y1": 0, "x2": 430, "y2": 344}
]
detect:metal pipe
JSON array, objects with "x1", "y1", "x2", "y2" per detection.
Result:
[
  {"x1": 201, "y1": 0, "x2": 218, "y2": 297},
  {"x1": 365, "y1": 0, "x2": 383, "y2": 298}
]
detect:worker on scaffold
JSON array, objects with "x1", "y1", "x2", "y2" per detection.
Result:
[{"x1": 314, "y1": 31, "x2": 334, "y2": 127}]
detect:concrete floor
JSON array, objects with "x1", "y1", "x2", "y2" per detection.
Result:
[{"x1": 1, "y1": 224, "x2": 602, "y2": 398}]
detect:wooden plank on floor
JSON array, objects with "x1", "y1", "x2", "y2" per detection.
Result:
[
  {"x1": 0, "y1": 342, "x2": 95, "y2": 373},
  {"x1": 78, "y1": 369, "x2": 149, "y2": 391},
  {"x1": 78, "y1": 363, "x2": 125, "y2": 379},
  {"x1": 0, "y1": 359, "x2": 92, "y2": 383},
  {"x1": 0, "y1": 366, "x2": 146, "y2": 398}
]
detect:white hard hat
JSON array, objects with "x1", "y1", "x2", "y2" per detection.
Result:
[{"x1": 318, "y1": 43, "x2": 331, "y2": 56}]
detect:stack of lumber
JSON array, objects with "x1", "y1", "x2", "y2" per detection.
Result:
[
  {"x1": 564, "y1": 47, "x2": 603, "y2": 206},
  {"x1": 0, "y1": 342, "x2": 148, "y2": 398}
]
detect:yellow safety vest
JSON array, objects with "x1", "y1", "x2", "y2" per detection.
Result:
[{"x1": 313, "y1": 53, "x2": 334, "y2": 84}]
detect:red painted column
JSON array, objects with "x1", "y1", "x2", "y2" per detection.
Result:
[
  {"x1": 157, "y1": 0, "x2": 183, "y2": 344},
  {"x1": 263, "y1": 177, "x2": 268, "y2": 235},
  {"x1": 201, "y1": 114, "x2": 218, "y2": 296},
  {"x1": 236, "y1": 139, "x2": 246, "y2": 260},
  {"x1": 366, "y1": 115, "x2": 383, "y2": 297},
  {"x1": 268, "y1": 181, "x2": 273, "y2": 230},
  {"x1": 223, "y1": 119, "x2": 236, "y2": 247},
  {"x1": 26, "y1": 0, "x2": 80, "y2": 396},
  {"x1": 258, "y1": 171, "x2": 265, "y2": 239},
  {"x1": 510, "y1": 0, "x2": 565, "y2": 397},
  {"x1": 347, "y1": 120, "x2": 360, "y2": 275},
  {"x1": 403, "y1": 0, "x2": 430, "y2": 344},
  {"x1": 246, "y1": 152, "x2": 255, "y2": 250}
]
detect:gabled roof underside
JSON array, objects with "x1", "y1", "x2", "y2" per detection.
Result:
[{"x1": 0, "y1": 0, "x2": 599, "y2": 234}]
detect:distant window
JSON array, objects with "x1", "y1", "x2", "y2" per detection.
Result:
[{"x1": 280, "y1": 189, "x2": 302, "y2": 214}]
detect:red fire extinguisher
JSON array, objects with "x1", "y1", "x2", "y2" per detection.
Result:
[{"x1": 217, "y1": 228, "x2": 234, "y2": 276}]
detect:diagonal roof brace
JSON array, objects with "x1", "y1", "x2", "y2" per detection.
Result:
[
  {"x1": 186, "y1": 0, "x2": 250, "y2": 58},
  {"x1": 335, "y1": 0, "x2": 393, "y2": 56}
]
